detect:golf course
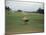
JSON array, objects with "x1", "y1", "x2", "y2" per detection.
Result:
[{"x1": 5, "y1": 11, "x2": 44, "y2": 34}]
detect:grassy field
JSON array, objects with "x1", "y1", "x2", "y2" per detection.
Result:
[{"x1": 5, "y1": 11, "x2": 44, "y2": 33}]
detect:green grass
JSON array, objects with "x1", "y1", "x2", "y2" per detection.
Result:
[{"x1": 5, "y1": 12, "x2": 44, "y2": 33}]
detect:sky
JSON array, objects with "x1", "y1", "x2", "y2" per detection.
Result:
[{"x1": 6, "y1": 0, "x2": 44, "y2": 11}]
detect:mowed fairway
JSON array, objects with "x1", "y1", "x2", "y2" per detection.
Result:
[{"x1": 5, "y1": 12, "x2": 44, "y2": 33}]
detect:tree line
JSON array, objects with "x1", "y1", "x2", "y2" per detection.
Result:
[{"x1": 5, "y1": 6, "x2": 44, "y2": 14}]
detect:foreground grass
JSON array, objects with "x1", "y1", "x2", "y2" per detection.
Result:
[{"x1": 5, "y1": 12, "x2": 44, "y2": 33}]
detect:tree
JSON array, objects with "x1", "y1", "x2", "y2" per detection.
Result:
[
  {"x1": 5, "y1": 6, "x2": 11, "y2": 11},
  {"x1": 17, "y1": 10, "x2": 22, "y2": 12},
  {"x1": 37, "y1": 8, "x2": 44, "y2": 14},
  {"x1": 5, "y1": 6, "x2": 11, "y2": 15}
]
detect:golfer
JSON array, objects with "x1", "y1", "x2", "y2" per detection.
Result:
[{"x1": 22, "y1": 16, "x2": 29, "y2": 25}]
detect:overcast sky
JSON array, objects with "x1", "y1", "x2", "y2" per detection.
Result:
[{"x1": 6, "y1": 0, "x2": 44, "y2": 11}]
